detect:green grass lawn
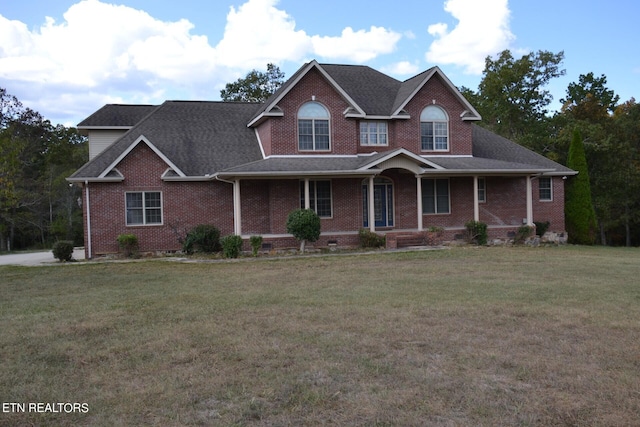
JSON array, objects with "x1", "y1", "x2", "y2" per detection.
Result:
[{"x1": 1, "y1": 246, "x2": 639, "y2": 426}]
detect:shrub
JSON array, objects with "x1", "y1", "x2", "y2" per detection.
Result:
[
  {"x1": 534, "y1": 221, "x2": 550, "y2": 237},
  {"x1": 221, "y1": 235, "x2": 243, "y2": 258},
  {"x1": 183, "y1": 225, "x2": 221, "y2": 254},
  {"x1": 117, "y1": 234, "x2": 139, "y2": 258},
  {"x1": 249, "y1": 235, "x2": 263, "y2": 256},
  {"x1": 358, "y1": 229, "x2": 385, "y2": 248},
  {"x1": 514, "y1": 225, "x2": 534, "y2": 244},
  {"x1": 286, "y1": 209, "x2": 321, "y2": 253},
  {"x1": 52, "y1": 240, "x2": 75, "y2": 262},
  {"x1": 465, "y1": 220, "x2": 488, "y2": 245}
]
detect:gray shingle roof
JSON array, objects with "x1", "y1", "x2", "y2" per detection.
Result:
[
  {"x1": 77, "y1": 104, "x2": 159, "y2": 128},
  {"x1": 69, "y1": 101, "x2": 263, "y2": 179}
]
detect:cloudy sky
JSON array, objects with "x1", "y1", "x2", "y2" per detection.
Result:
[{"x1": 1, "y1": 0, "x2": 638, "y2": 126}]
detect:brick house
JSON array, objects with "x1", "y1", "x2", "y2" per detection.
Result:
[{"x1": 68, "y1": 60, "x2": 576, "y2": 258}]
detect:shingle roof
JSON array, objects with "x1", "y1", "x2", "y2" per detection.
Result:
[
  {"x1": 77, "y1": 104, "x2": 159, "y2": 128},
  {"x1": 69, "y1": 101, "x2": 263, "y2": 179}
]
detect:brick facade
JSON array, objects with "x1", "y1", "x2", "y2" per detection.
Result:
[{"x1": 76, "y1": 62, "x2": 571, "y2": 257}]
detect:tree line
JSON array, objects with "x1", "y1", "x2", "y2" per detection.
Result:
[{"x1": 0, "y1": 88, "x2": 87, "y2": 251}]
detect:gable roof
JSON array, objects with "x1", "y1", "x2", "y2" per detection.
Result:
[
  {"x1": 69, "y1": 101, "x2": 263, "y2": 181},
  {"x1": 249, "y1": 61, "x2": 480, "y2": 125}
]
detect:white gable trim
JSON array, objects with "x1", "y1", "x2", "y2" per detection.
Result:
[
  {"x1": 98, "y1": 135, "x2": 186, "y2": 178},
  {"x1": 358, "y1": 148, "x2": 443, "y2": 171},
  {"x1": 247, "y1": 60, "x2": 365, "y2": 127},
  {"x1": 392, "y1": 66, "x2": 481, "y2": 121}
]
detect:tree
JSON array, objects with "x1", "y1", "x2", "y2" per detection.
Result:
[
  {"x1": 220, "y1": 63, "x2": 285, "y2": 102},
  {"x1": 286, "y1": 209, "x2": 321, "y2": 253},
  {"x1": 565, "y1": 128, "x2": 597, "y2": 245},
  {"x1": 473, "y1": 50, "x2": 565, "y2": 149},
  {"x1": 561, "y1": 72, "x2": 620, "y2": 121}
]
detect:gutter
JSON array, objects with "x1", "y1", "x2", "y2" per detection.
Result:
[{"x1": 85, "y1": 180, "x2": 92, "y2": 259}]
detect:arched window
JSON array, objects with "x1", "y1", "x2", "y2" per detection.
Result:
[
  {"x1": 298, "y1": 102, "x2": 330, "y2": 151},
  {"x1": 420, "y1": 106, "x2": 449, "y2": 151}
]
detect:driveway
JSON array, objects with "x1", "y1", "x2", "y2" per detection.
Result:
[{"x1": 0, "y1": 248, "x2": 85, "y2": 266}]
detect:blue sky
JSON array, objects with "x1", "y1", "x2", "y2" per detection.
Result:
[{"x1": 1, "y1": 0, "x2": 638, "y2": 126}]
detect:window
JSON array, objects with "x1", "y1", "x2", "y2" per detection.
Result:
[
  {"x1": 300, "y1": 180, "x2": 332, "y2": 217},
  {"x1": 298, "y1": 102, "x2": 330, "y2": 151},
  {"x1": 420, "y1": 106, "x2": 449, "y2": 151},
  {"x1": 478, "y1": 178, "x2": 486, "y2": 203},
  {"x1": 539, "y1": 177, "x2": 552, "y2": 201},
  {"x1": 360, "y1": 121, "x2": 388, "y2": 146},
  {"x1": 126, "y1": 191, "x2": 162, "y2": 225},
  {"x1": 422, "y1": 178, "x2": 450, "y2": 214}
]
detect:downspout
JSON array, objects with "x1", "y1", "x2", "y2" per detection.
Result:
[{"x1": 85, "y1": 180, "x2": 92, "y2": 259}]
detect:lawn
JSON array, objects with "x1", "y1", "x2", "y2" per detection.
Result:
[{"x1": 1, "y1": 246, "x2": 639, "y2": 426}]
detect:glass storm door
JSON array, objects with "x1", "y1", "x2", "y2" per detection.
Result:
[{"x1": 363, "y1": 178, "x2": 394, "y2": 228}]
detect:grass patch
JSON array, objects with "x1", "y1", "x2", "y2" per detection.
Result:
[{"x1": 1, "y1": 246, "x2": 639, "y2": 426}]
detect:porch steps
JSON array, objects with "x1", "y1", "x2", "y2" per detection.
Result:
[{"x1": 395, "y1": 235, "x2": 426, "y2": 248}]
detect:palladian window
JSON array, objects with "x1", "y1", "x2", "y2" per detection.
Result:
[{"x1": 420, "y1": 106, "x2": 449, "y2": 151}]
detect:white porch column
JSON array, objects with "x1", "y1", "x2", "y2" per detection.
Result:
[
  {"x1": 233, "y1": 179, "x2": 242, "y2": 235},
  {"x1": 368, "y1": 175, "x2": 375, "y2": 232},
  {"x1": 416, "y1": 175, "x2": 423, "y2": 231},
  {"x1": 526, "y1": 175, "x2": 533, "y2": 226},
  {"x1": 304, "y1": 178, "x2": 310, "y2": 209},
  {"x1": 473, "y1": 175, "x2": 480, "y2": 222}
]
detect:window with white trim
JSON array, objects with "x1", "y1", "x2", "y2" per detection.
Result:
[
  {"x1": 298, "y1": 102, "x2": 330, "y2": 151},
  {"x1": 539, "y1": 177, "x2": 552, "y2": 201},
  {"x1": 422, "y1": 178, "x2": 450, "y2": 214},
  {"x1": 420, "y1": 106, "x2": 449, "y2": 151},
  {"x1": 299, "y1": 180, "x2": 332, "y2": 217},
  {"x1": 478, "y1": 178, "x2": 486, "y2": 203},
  {"x1": 126, "y1": 191, "x2": 162, "y2": 225},
  {"x1": 360, "y1": 121, "x2": 388, "y2": 146}
]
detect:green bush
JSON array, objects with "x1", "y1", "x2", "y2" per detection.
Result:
[
  {"x1": 534, "y1": 221, "x2": 550, "y2": 237},
  {"x1": 183, "y1": 225, "x2": 221, "y2": 254},
  {"x1": 117, "y1": 234, "x2": 139, "y2": 257},
  {"x1": 250, "y1": 235, "x2": 263, "y2": 256},
  {"x1": 465, "y1": 220, "x2": 488, "y2": 245},
  {"x1": 52, "y1": 240, "x2": 75, "y2": 262},
  {"x1": 221, "y1": 235, "x2": 243, "y2": 258},
  {"x1": 514, "y1": 225, "x2": 534, "y2": 244},
  {"x1": 286, "y1": 209, "x2": 321, "y2": 252},
  {"x1": 358, "y1": 228, "x2": 385, "y2": 248}
]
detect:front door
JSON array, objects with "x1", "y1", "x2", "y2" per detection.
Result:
[{"x1": 363, "y1": 178, "x2": 394, "y2": 228}]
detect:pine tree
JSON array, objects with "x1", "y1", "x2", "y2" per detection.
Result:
[{"x1": 565, "y1": 128, "x2": 597, "y2": 244}]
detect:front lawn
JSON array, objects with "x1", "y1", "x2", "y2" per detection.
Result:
[{"x1": 1, "y1": 246, "x2": 639, "y2": 426}]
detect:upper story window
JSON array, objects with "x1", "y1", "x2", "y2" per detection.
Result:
[
  {"x1": 420, "y1": 106, "x2": 449, "y2": 151},
  {"x1": 360, "y1": 121, "x2": 388, "y2": 146},
  {"x1": 298, "y1": 102, "x2": 330, "y2": 151}
]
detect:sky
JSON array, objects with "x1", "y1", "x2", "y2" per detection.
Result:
[{"x1": 1, "y1": 0, "x2": 638, "y2": 127}]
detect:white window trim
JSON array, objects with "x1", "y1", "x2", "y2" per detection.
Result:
[
  {"x1": 420, "y1": 106, "x2": 449, "y2": 152},
  {"x1": 125, "y1": 191, "x2": 163, "y2": 226},
  {"x1": 422, "y1": 178, "x2": 451, "y2": 215},
  {"x1": 298, "y1": 102, "x2": 331, "y2": 152},
  {"x1": 539, "y1": 177, "x2": 553, "y2": 202},
  {"x1": 360, "y1": 121, "x2": 389, "y2": 146},
  {"x1": 478, "y1": 177, "x2": 486, "y2": 203},
  {"x1": 300, "y1": 180, "x2": 333, "y2": 218}
]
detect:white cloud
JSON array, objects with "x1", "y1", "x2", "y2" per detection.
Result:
[
  {"x1": 311, "y1": 26, "x2": 401, "y2": 62},
  {"x1": 0, "y1": 0, "x2": 403, "y2": 125},
  {"x1": 426, "y1": 0, "x2": 515, "y2": 74},
  {"x1": 381, "y1": 61, "x2": 420, "y2": 77}
]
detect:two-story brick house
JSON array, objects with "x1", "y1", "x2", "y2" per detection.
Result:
[{"x1": 68, "y1": 60, "x2": 575, "y2": 258}]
